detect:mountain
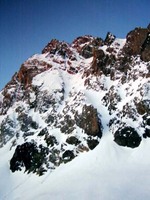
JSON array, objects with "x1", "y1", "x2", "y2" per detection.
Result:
[{"x1": 0, "y1": 24, "x2": 150, "y2": 200}]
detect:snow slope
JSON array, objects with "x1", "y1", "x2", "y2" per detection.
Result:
[{"x1": 1, "y1": 134, "x2": 150, "y2": 200}]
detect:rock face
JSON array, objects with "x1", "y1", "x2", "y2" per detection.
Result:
[
  {"x1": 91, "y1": 49, "x2": 114, "y2": 76},
  {"x1": 42, "y1": 39, "x2": 74, "y2": 60},
  {"x1": 122, "y1": 27, "x2": 150, "y2": 61},
  {"x1": 0, "y1": 24, "x2": 149, "y2": 176},
  {"x1": 141, "y1": 32, "x2": 150, "y2": 61},
  {"x1": 104, "y1": 32, "x2": 116, "y2": 45},
  {"x1": 75, "y1": 105, "x2": 102, "y2": 137},
  {"x1": 81, "y1": 37, "x2": 103, "y2": 58}
]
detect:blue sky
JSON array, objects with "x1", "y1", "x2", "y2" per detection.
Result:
[{"x1": 0, "y1": 0, "x2": 150, "y2": 90}]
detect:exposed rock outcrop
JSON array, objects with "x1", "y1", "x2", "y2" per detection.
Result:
[
  {"x1": 81, "y1": 37, "x2": 103, "y2": 58},
  {"x1": 75, "y1": 105, "x2": 102, "y2": 137},
  {"x1": 104, "y1": 32, "x2": 116, "y2": 45},
  {"x1": 122, "y1": 27, "x2": 150, "y2": 61},
  {"x1": 141, "y1": 32, "x2": 150, "y2": 61},
  {"x1": 10, "y1": 142, "x2": 48, "y2": 175},
  {"x1": 114, "y1": 127, "x2": 142, "y2": 148},
  {"x1": 42, "y1": 39, "x2": 74, "y2": 59}
]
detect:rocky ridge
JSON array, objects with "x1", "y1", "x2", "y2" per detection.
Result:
[{"x1": 0, "y1": 25, "x2": 150, "y2": 175}]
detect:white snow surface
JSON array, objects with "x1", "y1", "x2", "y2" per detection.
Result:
[
  {"x1": 1, "y1": 135, "x2": 150, "y2": 200},
  {"x1": 32, "y1": 69, "x2": 64, "y2": 93}
]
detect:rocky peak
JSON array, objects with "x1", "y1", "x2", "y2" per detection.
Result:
[
  {"x1": 71, "y1": 35, "x2": 94, "y2": 54},
  {"x1": 72, "y1": 35, "x2": 94, "y2": 48},
  {"x1": 0, "y1": 25, "x2": 149, "y2": 177},
  {"x1": 122, "y1": 26, "x2": 150, "y2": 61},
  {"x1": 80, "y1": 37, "x2": 103, "y2": 59},
  {"x1": 72, "y1": 35, "x2": 103, "y2": 58},
  {"x1": 42, "y1": 39, "x2": 74, "y2": 59},
  {"x1": 104, "y1": 32, "x2": 116, "y2": 45},
  {"x1": 42, "y1": 39, "x2": 63, "y2": 54}
]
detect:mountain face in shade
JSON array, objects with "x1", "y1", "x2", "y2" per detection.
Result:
[{"x1": 0, "y1": 25, "x2": 150, "y2": 200}]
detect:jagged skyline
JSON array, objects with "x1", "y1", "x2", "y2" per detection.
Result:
[{"x1": 0, "y1": 0, "x2": 150, "y2": 90}]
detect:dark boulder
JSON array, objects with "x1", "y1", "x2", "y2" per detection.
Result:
[
  {"x1": 87, "y1": 138, "x2": 99, "y2": 150},
  {"x1": 10, "y1": 142, "x2": 48, "y2": 175},
  {"x1": 44, "y1": 135, "x2": 58, "y2": 147},
  {"x1": 62, "y1": 150, "x2": 75, "y2": 162},
  {"x1": 114, "y1": 127, "x2": 141, "y2": 148},
  {"x1": 66, "y1": 136, "x2": 81, "y2": 146},
  {"x1": 143, "y1": 128, "x2": 150, "y2": 138},
  {"x1": 147, "y1": 118, "x2": 150, "y2": 126},
  {"x1": 135, "y1": 100, "x2": 150, "y2": 115},
  {"x1": 38, "y1": 127, "x2": 49, "y2": 136}
]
